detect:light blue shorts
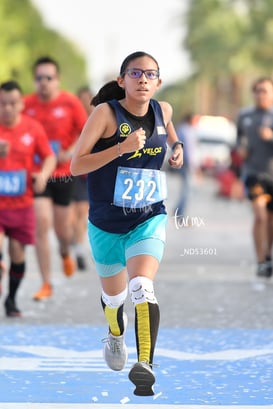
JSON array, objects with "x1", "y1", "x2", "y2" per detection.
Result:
[{"x1": 88, "y1": 214, "x2": 167, "y2": 277}]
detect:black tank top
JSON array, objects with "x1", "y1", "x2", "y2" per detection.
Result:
[{"x1": 87, "y1": 99, "x2": 168, "y2": 233}]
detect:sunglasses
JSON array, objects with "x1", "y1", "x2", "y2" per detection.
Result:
[
  {"x1": 254, "y1": 88, "x2": 269, "y2": 94},
  {"x1": 124, "y1": 68, "x2": 160, "y2": 80},
  {"x1": 35, "y1": 75, "x2": 55, "y2": 82}
]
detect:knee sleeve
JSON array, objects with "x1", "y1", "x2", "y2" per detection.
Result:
[
  {"x1": 101, "y1": 287, "x2": 128, "y2": 308},
  {"x1": 129, "y1": 276, "x2": 157, "y2": 305}
]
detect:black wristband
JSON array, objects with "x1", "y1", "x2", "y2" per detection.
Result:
[{"x1": 172, "y1": 141, "x2": 184, "y2": 151}]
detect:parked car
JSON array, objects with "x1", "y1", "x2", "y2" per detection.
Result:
[{"x1": 194, "y1": 115, "x2": 236, "y2": 174}]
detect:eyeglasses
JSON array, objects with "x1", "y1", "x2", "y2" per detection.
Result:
[
  {"x1": 124, "y1": 68, "x2": 160, "y2": 80},
  {"x1": 35, "y1": 75, "x2": 55, "y2": 82}
]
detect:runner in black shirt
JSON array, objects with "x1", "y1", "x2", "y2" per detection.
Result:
[{"x1": 237, "y1": 77, "x2": 273, "y2": 277}]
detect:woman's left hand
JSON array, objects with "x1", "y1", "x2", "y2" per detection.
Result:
[{"x1": 168, "y1": 146, "x2": 183, "y2": 169}]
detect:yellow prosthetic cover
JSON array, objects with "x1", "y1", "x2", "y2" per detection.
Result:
[
  {"x1": 129, "y1": 277, "x2": 160, "y2": 364},
  {"x1": 101, "y1": 287, "x2": 128, "y2": 336}
]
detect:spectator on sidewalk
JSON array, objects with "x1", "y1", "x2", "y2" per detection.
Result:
[{"x1": 174, "y1": 112, "x2": 199, "y2": 217}]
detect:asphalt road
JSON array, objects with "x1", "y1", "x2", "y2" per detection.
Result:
[
  {"x1": 2, "y1": 172, "x2": 273, "y2": 408},
  {"x1": 1, "y1": 171, "x2": 273, "y2": 328}
]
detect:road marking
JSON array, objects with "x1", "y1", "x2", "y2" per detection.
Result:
[
  {"x1": 0, "y1": 345, "x2": 106, "y2": 371},
  {"x1": 0, "y1": 405, "x2": 273, "y2": 409},
  {"x1": 1, "y1": 345, "x2": 273, "y2": 371},
  {"x1": 1, "y1": 326, "x2": 273, "y2": 406}
]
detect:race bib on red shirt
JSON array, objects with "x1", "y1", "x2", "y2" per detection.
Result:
[{"x1": 0, "y1": 170, "x2": 27, "y2": 196}]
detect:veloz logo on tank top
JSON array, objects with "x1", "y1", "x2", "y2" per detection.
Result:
[
  {"x1": 127, "y1": 146, "x2": 163, "y2": 160},
  {"x1": 119, "y1": 122, "x2": 131, "y2": 137}
]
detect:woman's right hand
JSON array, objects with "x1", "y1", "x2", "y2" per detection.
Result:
[{"x1": 121, "y1": 127, "x2": 146, "y2": 153}]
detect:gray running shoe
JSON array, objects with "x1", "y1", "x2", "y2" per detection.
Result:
[
  {"x1": 265, "y1": 257, "x2": 272, "y2": 277},
  {"x1": 129, "y1": 361, "x2": 155, "y2": 396},
  {"x1": 257, "y1": 261, "x2": 272, "y2": 278},
  {"x1": 103, "y1": 313, "x2": 128, "y2": 371}
]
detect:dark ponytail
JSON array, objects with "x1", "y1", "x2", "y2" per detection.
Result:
[{"x1": 91, "y1": 81, "x2": 125, "y2": 106}]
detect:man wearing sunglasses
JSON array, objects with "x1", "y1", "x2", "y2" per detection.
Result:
[{"x1": 24, "y1": 56, "x2": 87, "y2": 301}]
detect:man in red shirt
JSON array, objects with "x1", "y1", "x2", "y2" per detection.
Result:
[
  {"x1": 24, "y1": 56, "x2": 87, "y2": 300},
  {"x1": 0, "y1": 80, "x2": 56, "y2": 317}
]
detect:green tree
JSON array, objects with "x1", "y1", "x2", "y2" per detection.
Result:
[
  {"x1": 245, "y1": 0, "x2": 273, "y2": 72},
  {"x1": 182, "y1": 0, "x2": 273, "y2": 117},
  {"x1": 183, "y1": 0, "x2": 252, "y2": 116},
  {"x1": 185, "y1": 0, "x2": 251, "y2": 77},
  {"x1": 0, "y1": 0, "x2": 88, "y2": 93}
]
